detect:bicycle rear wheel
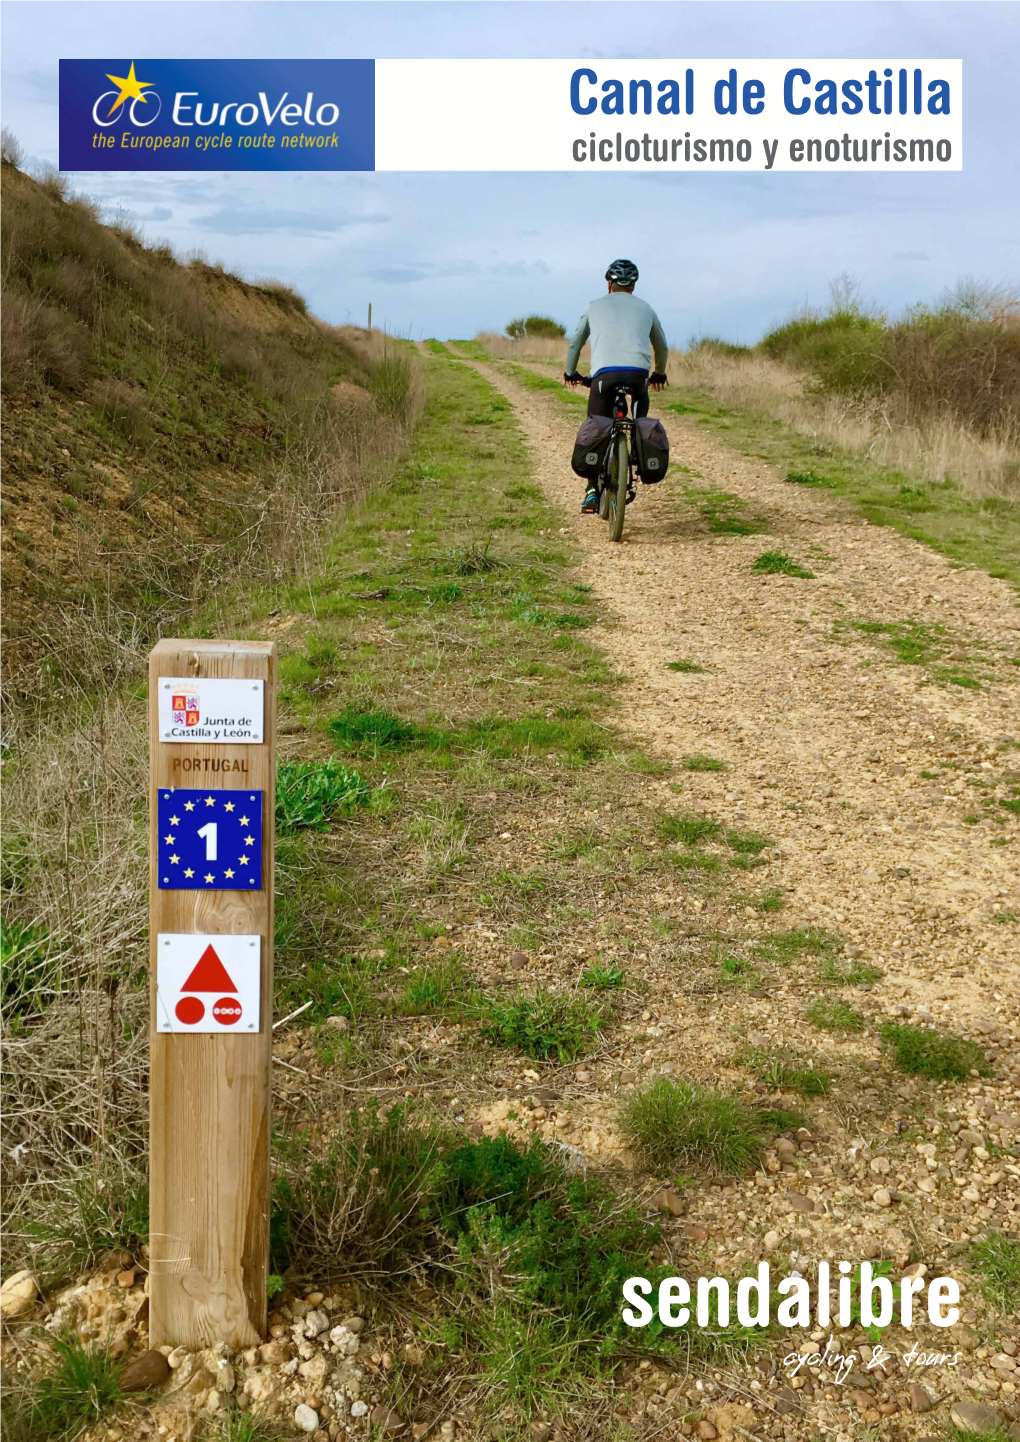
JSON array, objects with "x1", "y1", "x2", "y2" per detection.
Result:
[{"x1": 606, "y1": 431, "x2": 628, "y2": 542}]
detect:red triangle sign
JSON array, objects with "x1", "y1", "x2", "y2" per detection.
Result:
[{"x1": 181, "y1": 944, "x2": 237, "y2": 994}]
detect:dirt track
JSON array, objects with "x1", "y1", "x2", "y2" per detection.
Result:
[{"x1": 456, "y1": 352, "x2": 1020, "y2": 1035}]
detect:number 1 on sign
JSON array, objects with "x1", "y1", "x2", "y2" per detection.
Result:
[{"x1": 196, "y1": 822, "x2": 218, "y2": 861}]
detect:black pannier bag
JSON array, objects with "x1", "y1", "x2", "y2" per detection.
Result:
[
  {"x1": 570, "y1": 416, "x2": 614, "y2": 480},
  {"x1": 633, "y1": 417, "x2": 669, "y2": 482}
]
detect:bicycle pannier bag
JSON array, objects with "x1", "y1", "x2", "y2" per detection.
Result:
[
  {"x1": 634, "y1": 417, "x2": 669, "y2": 482},
  {"x1": 571, "y1": 416, "x2": 614, "y2": 480}
]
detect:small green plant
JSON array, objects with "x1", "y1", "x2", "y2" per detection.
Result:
[
  {"x1": 505, "y1": 315, "x2": 565, "y2": 340},
  {"x1": 267, "y1": 1272, "x2": 286, "y2": 1301},
  {"x1": 786, "y1": 470, "x2": 832, "y2": 487},
  {"x1": 658, "y1": 812, "x2": 721, "y2": 846},
  {"x1": 672, "y1": 851, "x2": 723, "y2": 872},
  {"x1": 400, "y1": 955, "x2": 473, "y2": 1014},
  {"x1": 580, "y1": 962, "x2": 626, "y2": 990},
  {"x1": 816, "y1": 954, "x2": 881, "y2": 988},
  {"x1": 755, "y1": 887, "x2": 786, "y2": 913},
  {"x1": 1, "y1": 916, "x2": 59, "y2": 1021},
  {"x1": 665, "y1": 659, "x2": 705, "y2": 673},
  {"x1": 805, "y1": 998, "x2": 865, "y2": 1033},
  {"x1": 739, "y1": 1044, "x2": 830, "y2": 1096},
  {"x1": 275, "y1": 758, "x2": 371, "y2": 833},
  {"x1": 213, "y1": 1408, "x2": 292, "y2": 1441},
  {"x1": 726, "y1": 827, "x2": 770, "y2": 854},
  {"x1": 752, "y1": 550, "x2": 815, "y2": 579},
  {"x1": 328, "y1": 706, "x2": 438, "y2": 751},
  {"x1": 29, "y1": 1335, "x2": 123, "y2": 1438},
  {"x1": 480, "y1": 990, "x2": 606, "y2": 1063},
  {"x1": 754, "y1": 927, "x2": 841, "y2": 964},
  {"x1": 970, "y1": 1231, "x2": 1020, "y2": 1312},
  {"x1": 684, "y1": 754, "x2": 726, "y2": 772},
  {"x1": 880, "y1": 1022, "x2": 992, "y2": 1080},
  {"x1": 620, "y1": 1077, "x2": 764, "y2": 1174},
  {"x1": 21, "y1": 1172, "x2": 148, "y2": 1280},
  {"x1": 718, "y1": 955, "x2": 759, "y2": 987}
]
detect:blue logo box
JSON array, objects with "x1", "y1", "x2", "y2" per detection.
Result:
[
  {"x1": 156, "y1": 788, "x2": 264, "y2": 890},
  {"x1": 59, "y1": 58, "x2": 375, "y2": 170}
]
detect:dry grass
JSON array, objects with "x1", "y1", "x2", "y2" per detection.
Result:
[
  {"x1": 473, "y1": 332, "x2": 580, "y2": 365},
  {"x1": 670, "y1": 344, "x2": 1020, "y2": 502}
]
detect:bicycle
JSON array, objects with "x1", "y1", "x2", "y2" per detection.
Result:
[{"x1": 578, "y1": 376, "x2": 637, "y2": 543}]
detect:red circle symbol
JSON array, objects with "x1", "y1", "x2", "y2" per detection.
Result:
[
  {"x1": 212, "y1": 997, "x2": 242, "y2": 1026},
  {"x1": 175, "y1": 996, "x2": 205, "y2": 1025}
]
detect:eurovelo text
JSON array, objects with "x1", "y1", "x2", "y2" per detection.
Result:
[{"x1": 621, "y1": 1261, "x2": 964, "y2": 1379}]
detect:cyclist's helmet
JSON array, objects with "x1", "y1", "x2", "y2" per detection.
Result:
[{"x1": 606, "y1": 258, "x2": 639, "y2": 286}]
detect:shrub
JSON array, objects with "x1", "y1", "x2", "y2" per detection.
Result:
[
  {"x1": 505, "y1": 315, "x2": 566, "y2": 340},
  {"x1": 880, "y1": 1022, "x2": 992, "y2": 1080},
  {"x1": 275, "y1": 759, "x2": 371, "y2": 832},
  {"x1": 480, "y1": 990, "x2": 607, "y2": 1062},
  {"x1": 1, "y1": 917, "x2": 58, "y2": 1022},
  {"x1": 620, "y1": 1077, "x2": 764, "y2": 1174},
  {"x1": 760, "y1": 308, "x2": 893, "y2": 398}
]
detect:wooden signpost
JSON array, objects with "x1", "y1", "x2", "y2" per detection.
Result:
[{"x1": 148, "y1": 638, "x2": 276, "y2": 1349}]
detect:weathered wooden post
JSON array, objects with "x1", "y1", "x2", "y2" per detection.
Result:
[
  {"x1": 148, "y1": 639, "x2": 276, "y2": 1348},
  {"x1": 367, "y1": 302, "x2": 372, "y2": 331}
]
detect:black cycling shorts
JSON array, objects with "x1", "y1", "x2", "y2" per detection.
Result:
[{"x1": 587, "y1": 369, "x2": 649, "y2": 419}]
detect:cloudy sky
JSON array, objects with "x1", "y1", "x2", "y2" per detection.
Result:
[{"x1": 2, "y1": 1, "x2": 1018, "y2": 344}]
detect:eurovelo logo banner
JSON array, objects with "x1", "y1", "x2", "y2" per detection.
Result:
[{"x1": 58, "y1": 58, "x2": 375, "y2": 171}]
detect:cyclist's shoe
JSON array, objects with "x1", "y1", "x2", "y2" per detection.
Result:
[{"x1": 581, "y1": 488, "x2": 599, "y2": 514}]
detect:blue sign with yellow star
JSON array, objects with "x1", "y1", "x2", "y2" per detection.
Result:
[{"x1": 156, "y1": 789, "x2": 263, "y2": 891}]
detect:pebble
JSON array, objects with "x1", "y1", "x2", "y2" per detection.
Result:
[
  {"x1": 0, "y1": 1270, "x2": 37, "y2": 1318},
  {"x1": 370, "y1": 1405, "x2": 405, "y2": 1432},
  {"x1": 696, "y1": 1423, "x2": 717, "y2": 1440},
  {"x1": 510, "y1": 950, "x2": 529, "y2": 969},
  {"x1": 949, "y1": 1400, "x2": 1003, "y2": 1434},
  {"x1": 324, "y1": 1015, "x2": 349, "y2": 1031},
  {"x1": 908, "y1": 1383, "x2": 933, "y2": 1413},
  {"x1": 653, "y1": 1189, "x2": 685, "y2": 1216},
  {"x1": 351, "y1": 1401, "x2": 369, "y2": 1417},
  {"x1": 295, "y1": 1403, "x2": 320, "y2": 1432},
  {"x1": 763, "y1": 1230, "x2": 781, "y2": 1252},
  {"x1": 120, "y1": 1349, "x2": 171, "y2": 1392},
  {"x1": 872, "y1": 1187, "x2": 892, "y2": 1206}
]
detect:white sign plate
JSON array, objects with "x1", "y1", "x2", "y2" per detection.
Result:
[
  {"x1": 158, "y1": 677, "x2": 265, "y2": 744},
  {"x1": 156, "y1": 933, "x2": 261, "y2": 1033}
]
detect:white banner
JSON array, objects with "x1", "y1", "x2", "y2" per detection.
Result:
[{"x1": 375, "y1": 59, "x2": 961, "y2": 172}]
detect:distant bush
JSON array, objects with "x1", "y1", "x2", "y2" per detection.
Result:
[
  {"x1": 761, "y1": 308, "x2": 893, "y2": 398},
  {"x1": 505, "y1": 315, "x2": 566, "y2": 340},
  {"x1": 691, "y1": 336, "x2": 753, "y2": 359}
]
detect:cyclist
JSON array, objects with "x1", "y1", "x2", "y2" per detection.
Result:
[{"x1": 564, "y1": 259, "x2": 669, "y2": 512}]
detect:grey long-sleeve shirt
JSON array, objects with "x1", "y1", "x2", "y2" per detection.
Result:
[{"x1": 565, "y1": 290, "x2": 668, "y2": 377}]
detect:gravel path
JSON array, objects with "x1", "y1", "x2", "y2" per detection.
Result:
[{"x1": 457, "y1": 352, "x2": 1019, "y2": 1039}]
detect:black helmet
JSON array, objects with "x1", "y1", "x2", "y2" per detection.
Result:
[{"x1": 606, "y1": 258, "x2": 639, "y2": 286}]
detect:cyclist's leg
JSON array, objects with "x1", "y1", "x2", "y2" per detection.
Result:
[
  {"x1": 632, "y1": 378, "x2": 650, "y2": 418},
  {"x1": 582, "y1": 376, "x2": 615, "y2": 511}
]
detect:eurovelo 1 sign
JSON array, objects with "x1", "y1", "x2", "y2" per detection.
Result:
[{"x1": 59, "y1": 58, "x2": 375, "y2": 171}]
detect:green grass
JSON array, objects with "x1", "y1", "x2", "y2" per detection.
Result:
[
  {"x1": 683, "y1": 754, "x2": 726, "y2": 772},
  {"x1": 580, "y1": 963, "x2": 626, "y2": 990},
  {"x1": 27, "y1": 1335, "x2": 123, "y2": 1439},
  {"x1": 658, "y1": 811, "x2": 721, "y2": 846},
  {"x1": 785, "y1": 470, "x2": 833, "y2": 488},
  {"x1": 400, "y1": 955, "x2": 474, "y2": 1015},
  {"x1": 326, "y1": 706, "x2": 605, "y2": 767},
  {"x1": 754, "y1": 927, "x2": 841, "y2": 964},
  {"x1": 880, "y1": 1022, "x2": 992, "y2": 1080},
  {"x1": 275, "y1": 758, "x2": 372, "y2": 833},
  {"x1": 717, "y1": 955, "x2": 760, "y2": 987},
  {"x1": 725, "y1": 827, "x2": 770, "y2": 854},
  {"x1": 970, "y1": 1231, "x2": 1020, "y2": 1312},
  {"x1": 1, "y1": 916, "x2": 58, "y2": 1022},
  {"x1": 663, "y1": 379, "x2": 1020, "y2": 591},
  {"x1": 620, "y1": 1077, "x2": 764, "y2": 1175},
  {"x1": 739, "y1": 1044, "x2": 830, "y2": 1096},
  {"x1": 755, "y1": 887, "x2": 786, "y2": 913},
  {"x1": 805, "y1": 998, "x2": 865, "y2": 1033},
  {"x1": 480, "y1": 990, "x2": 607, "y2": 1063},
  {"x1": 684, "y1": 486, "x2": 767, "y2": 536},
  {"x1": 751, "y1": 550, "x2": 815, "y2": 579},
  {"x1": 665, "y1": 659, "x2": 705, "y2": 673},
  {"x1": 816, "y1": 953, "x2": 882, "y2": 988}
]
